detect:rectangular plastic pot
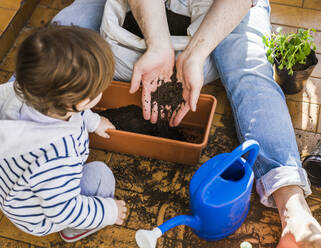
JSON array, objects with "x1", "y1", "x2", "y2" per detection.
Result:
[{"x1": 89, "y1": 81, "x2": 217, "y2": 165}]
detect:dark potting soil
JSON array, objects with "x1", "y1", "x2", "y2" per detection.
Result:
[
  {"x1": 98, "y1": 105, "x2": 203, "y2": 143},
  {"x1": 122, "y1": 9, "x2": 191, "y2": 38},
  {"x1": 151, "y1": 80, "x2": 185, "y2": 122}
]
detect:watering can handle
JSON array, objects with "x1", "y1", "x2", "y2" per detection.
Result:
[{"x1": 194, "y1": 139, "x2": 260, "y2": 200}]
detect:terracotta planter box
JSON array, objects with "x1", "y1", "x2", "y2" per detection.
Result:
[{"x1": 89, "y1": 81, "x2": 216, "y2": 165}]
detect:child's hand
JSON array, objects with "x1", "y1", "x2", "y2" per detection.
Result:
[
  {"x1": 115, "y1": 200, "x2": 127, "y2": 225},
  {"x1": 95, "y1": 116, "x2": 115, "y2": 138}
]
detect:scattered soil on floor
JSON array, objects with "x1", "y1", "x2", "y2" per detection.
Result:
[
  {"x1": 122, "y1": 9, "x2": 191, "y2": 38},
  {"x1": 98, "y1": 105, "x2": 203, "y2": 143}
]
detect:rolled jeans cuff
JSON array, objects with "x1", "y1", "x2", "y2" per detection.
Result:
[{"x1": 256, "y1": 166, "x2": 312, "y2": 208}]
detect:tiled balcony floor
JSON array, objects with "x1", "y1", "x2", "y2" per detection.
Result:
[{"x1": 0, "y1": 0, "x2": 320, "y2": 247}]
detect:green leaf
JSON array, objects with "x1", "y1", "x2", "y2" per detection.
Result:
[
  {"x1": 262, "y1": 27, "x2": 316, "y2": 73},
  {"x1": 303, "y1": 43, "x2": 311, "y2": 55},
  {"x1": 262, "y1": 36, "x2": 268, "y2": 46}
]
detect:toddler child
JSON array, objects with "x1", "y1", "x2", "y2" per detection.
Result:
[{"x1": 0, "y1": 25, "x2": 127, "y2": 242}]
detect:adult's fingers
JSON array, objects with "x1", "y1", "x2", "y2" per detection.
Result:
[
  {"x1": 171, "y1": 102, "x2": 190, "y2": 127},
  {"x1": 169, "y1": 107, "x2": 178, "y2": 127},
  {"x1": 142, "y1": 86, "x2": 152, "y2": 121},
  {"x1": 150, "y1": 79, "x2": 158, "y2": 93},
  {"x1": 189, "y1": 84, "x2": 202, "y2": 112},
  {"x1": 150, "y1": 101, "x2": 158, "y2": 124},
  {"x1": 164, "y1": 65, "x2": 173, "y2": 82},
  {"x1": 176, "y1": 61, "x2": 184, "y2": 83},
  {"x1": 130, "y1": 66, "x2": 142, "y2": 94}
]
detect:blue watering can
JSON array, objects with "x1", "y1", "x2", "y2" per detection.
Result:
[{"x1": 135, "y1": 140, "x2": 260, "y2": 248}]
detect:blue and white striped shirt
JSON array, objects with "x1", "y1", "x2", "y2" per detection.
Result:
[{"x1": 0, "y1": 83, "x2": 117, "y2": 236}]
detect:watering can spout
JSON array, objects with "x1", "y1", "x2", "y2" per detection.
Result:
[
  {"x1": 135, "y1": 228, "x2": 162, "y2": 248},
  {"x1": 136, "y1": 215, "x2": 200, "y2": 248}
]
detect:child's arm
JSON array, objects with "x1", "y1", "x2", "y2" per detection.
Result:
[
  {"x1": 82, "y1": 110, "x2": 115, "y2": 138},
  {"x1": 94, "y1": 116, "x2": 115, "y2": 138},
  {"x1": 81, "y1": 109, "x2": 101, "y2": 132},
  {"x1": 29, "y1": 157, "x2": 119, "y2": 230}
]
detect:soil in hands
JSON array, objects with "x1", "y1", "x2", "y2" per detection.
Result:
[
  {"x1": 98, "y1": 105, "x2": 203, "y2": 143},
  {"x1": 150, "y1": 79, "x2": 185, "y2": 137},
  {"x1": 151, "y1": 80, "x2": 185, "y2": 119},
  {"x1": 122, "y1": 9, "x2": 191, "y2": 38}
]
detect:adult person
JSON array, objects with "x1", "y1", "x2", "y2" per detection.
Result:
[{"x1": 52, "y1": 0, "x2": 321, "y2": 247}]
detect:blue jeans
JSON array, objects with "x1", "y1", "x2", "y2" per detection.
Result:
[
  {"x1": 80, "y1": 161, "x2": 115, "y2": 198},
  {"x1": 52, "y1": 0, "x2": 311, "y2": 208},
  {"x1": 211, "y1": 0, "x2": 310, "y2": 207}
]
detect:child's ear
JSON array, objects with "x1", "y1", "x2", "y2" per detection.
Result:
[{"x1": 75, "y1": 98, "x2": 91, "y2": 111}]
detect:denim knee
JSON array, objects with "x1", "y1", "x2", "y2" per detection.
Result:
[
  {"x1": 80, "y1": 161, "x2": 115, "y2": 198},
  {"x1": 51, "y1": 0, "x2": 107, "y2": 31}
]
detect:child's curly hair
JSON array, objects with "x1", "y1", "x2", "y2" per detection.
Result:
[{"x1": 14, "y1": 25, "x2": 115, "y2": 116}]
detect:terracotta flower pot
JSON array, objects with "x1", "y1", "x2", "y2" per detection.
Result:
[
  {"x1": 274, "y1": 50, "x2": 318, "y2": 95},
  {"x1": 89, "y1": 81, "x2": 217, "y2": 165}
]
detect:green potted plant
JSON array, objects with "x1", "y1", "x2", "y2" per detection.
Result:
[{"x1": 263, "y1": 27, "x2": 318, "y2": 94}]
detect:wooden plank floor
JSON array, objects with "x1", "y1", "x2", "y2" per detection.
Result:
[{"x1": 0, "y1": 0, "x2": 320, "y2": 247}]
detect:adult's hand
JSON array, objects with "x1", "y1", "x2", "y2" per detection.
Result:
[
  {"x1": 130, "y1": 46, "x2": 175, "y2": 123},
  {"x1": 169, "y1": 51, "x2": 204, "y2": 127},
  {"x1": 169, "y1": 0, "x2": 251, "y2": 127}
]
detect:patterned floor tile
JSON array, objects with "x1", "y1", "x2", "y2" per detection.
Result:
[
  {"x1": 271, "y1": 24, "x2": 297, "y2": 34},
  {"x1": 201, "y1": 80, "x2": 232, "y2": 116},
  {"x1": 285, "y1": 77, "x2": 321, "y2": 104},
  {"x1": 312, "y1": 31, "x2": 321, "y2": 54},
  {"x1": 0, "y1": 0, "x2": 22, "y2": 10},
  {"x1": 0, "y1": 8, "x2": 16, "y2": 33},
  {"x1": 287, "y1": 100, "x2": 319, "y2": 132},
  {"x1": 28, "y1": 5, "x2": 59, "y2": 27},
  {"x1": 271, "y1": 3, "x2": 321, "y2": 31},
  {"x1": 270, "y1": 0, "x2": 302, "y2": 7},
  {"x1": 0, "y1": 236, "x2": 30, "y2": 248},
  {"x1": 0, "y1": 69, "x2": 11, "y2": 84},
  {"x1": 295, "y1": 129, "x2": 321, "y2": 157},
  {"x1": 0, "y1": 49, "x2": 15, "y2": 72},
  {"x1": 312, "y1": 54, "x2": 321, "y2": 78},
  {"x1": 304, "y1": 0, "x2": 321, "y2": 11},
  {"x1": 0, "y1": 216, "x2": 59, "y2": 247},
  {"x1": 39, "y1": 0, "x2": 74, "y2": 10}
]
